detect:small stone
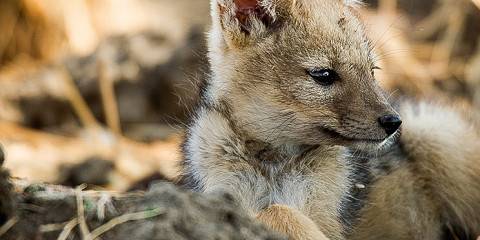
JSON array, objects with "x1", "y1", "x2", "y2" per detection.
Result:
[{"x1": 355, "y1": 183, "x2": 366, "y2": 189}]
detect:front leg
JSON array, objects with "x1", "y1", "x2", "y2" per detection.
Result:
[{"x1": 256, "y1": 204, "x2": 329, "y2": 240}]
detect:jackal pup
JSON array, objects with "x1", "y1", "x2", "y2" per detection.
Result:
[{"x1": 182, "y1": 0, "x2": 480, "y2": 239}]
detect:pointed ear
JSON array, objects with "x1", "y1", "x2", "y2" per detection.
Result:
[
  {"x1": 231, "y1": 0, "x2": 275, "y2": 33},
  {"x1": 211, "y1": 0, "x2": 281, "y2": 47}
]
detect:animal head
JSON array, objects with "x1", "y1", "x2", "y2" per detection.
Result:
[{"x1": 206, "y1": 0, "x2": 401, "y2": 150}]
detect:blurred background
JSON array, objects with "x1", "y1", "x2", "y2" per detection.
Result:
[{"x1": 0, "y1": 0, "x2": 479, "y2": 191}]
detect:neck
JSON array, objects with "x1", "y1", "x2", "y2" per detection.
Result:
[{"x1": 184, "y1": 102, "x2": 321, "y2": 167}]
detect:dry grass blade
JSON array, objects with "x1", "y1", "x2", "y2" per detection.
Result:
[
  {"x1": 414, "y1": 3, "x2": 448, "y2": 40},
  {"x1": 430, "y1": 1, "x2": 466, "y2": 69},
  {"x1": 74, "y1": 185, "x2": 164, "y2": 240},
  {"x1": 56, "y1": 218, "x2": 79, "y2": 240},
  {"x1": 98, "y1": 60, "x2": 121, "y2": 135},
  {"x1": 0, "y1": 3, "x2": 19, "y2": 64},
  {"x1": 0, "y1": 217, "x2": 18, "y2": 237},
  {"x1": 60, "y1": 68, "x2": 100, "y2": 129},
  {"x1": 40, "y1": 220, "x2": 75, "y2": 233},
  {"x1": 75, "y1": 184, "x2": 91, "y2": 238},
  {"x1": 87, "y1": 208, "x2": 166, "y2": 240}
]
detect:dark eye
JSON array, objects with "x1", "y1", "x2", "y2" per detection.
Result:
[{"x1": 307, "y1": 69, "x2": 340, "y2": 86}]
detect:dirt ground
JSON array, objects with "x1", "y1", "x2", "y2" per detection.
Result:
[{"x1": 0, "y1": 0, "x2": 479, "y2": 189}]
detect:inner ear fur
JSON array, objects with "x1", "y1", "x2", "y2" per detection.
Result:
[
  {"x1": 216, "y1": 0, "x2": 281, "y2": 38},
  {"x1": 233, "y1": 0, "x2": 275, "y2": 33},
  {"x1": 343, "y1": 0, "x2": 363, "y2": 7}
]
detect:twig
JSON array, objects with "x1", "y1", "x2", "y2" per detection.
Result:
[
  {"x1": 0, "y1": 5, "x2": 19, "y2": 64},
  {"x1": 75, "y1": 184, "x2": 91, "y2": 239},
  {"x1": 60, "y1": 68, "x2": 100, "y2": 129},
  {"x1": 0, "y1": 216, "x2": 18, "y2": 237},
  {"x1": 98, "y1": 60, "x2": 121, "y2": 135},
  {"x1": 56, "y1": 218, "x2": 79, "y2": 240},
  {"x1": 430, "y1": 0, "x2": 466, "y2": 74},
  {"x1": 86, "y1": 208, "x2": 165, "y2": 240},
  {"x1": 413, "y1": 3, "x2": 448, "y2": 40}
]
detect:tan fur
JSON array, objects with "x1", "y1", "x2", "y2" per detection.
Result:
[{"x1": 182, "y1": 0, "x2": 480, "y2": 239}]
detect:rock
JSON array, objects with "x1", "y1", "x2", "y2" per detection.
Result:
[
  {"x1": 57, "y1": 158, "x2": 115, "y2": 187},
  {"x1": 0, "y1": 144, "x2": 4, "y2": 166},
  {"x1": 0, "y1": 167, "x2": 14, "y2": 226},
  {"x1": 127, "y1": 172, "x2": 172, "y2": 192},
  {"x1": 1, "y1": 181, "x2": 286, "y2": 240},
  {"x1": 0, "y1": 145, "x2": 14, "y2": 225}
]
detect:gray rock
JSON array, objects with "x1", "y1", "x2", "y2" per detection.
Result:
[{"x1": 1, "y1": 180, "x2": 286, "y2": 240}]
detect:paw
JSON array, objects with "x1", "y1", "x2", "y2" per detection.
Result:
[{"x1": 256, "y1": 204, "x2": 329, "y2": 240}]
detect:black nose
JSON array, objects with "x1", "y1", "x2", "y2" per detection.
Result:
[{"x1": 378, "y1": 115, "x2": 402, "y2": 135}]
